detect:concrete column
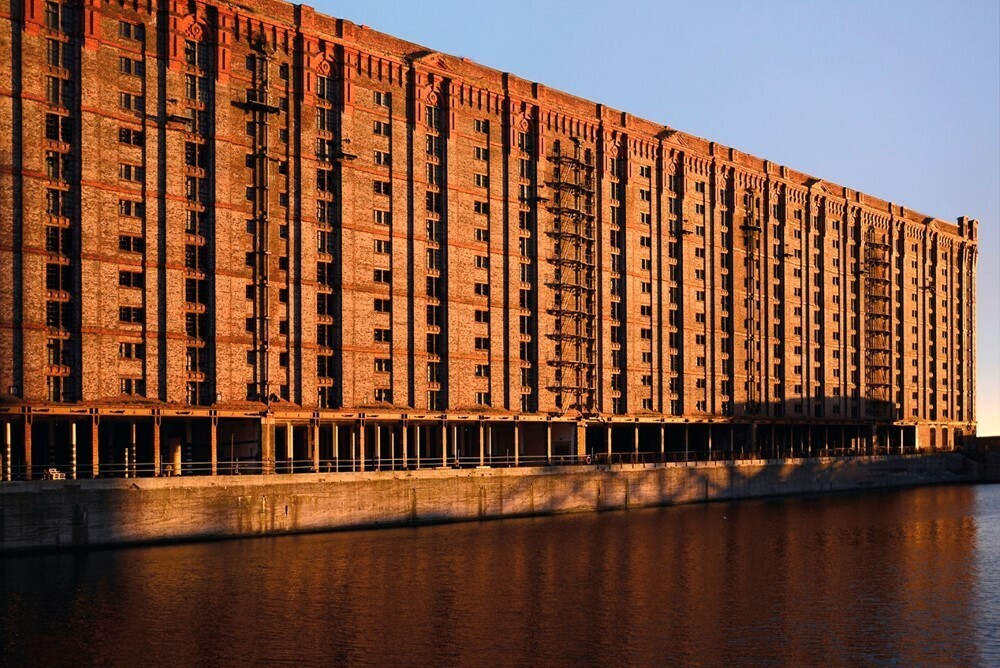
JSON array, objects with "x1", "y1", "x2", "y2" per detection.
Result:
[
  {"x1": 70, "y1": 422, "x2": 77, "y2": 480},
  {"x1": 375, "y1": 425, "x2": 382, "y2": 470},
  {"x1": 488, "y1": 423, "x2": 493, "y2": 463},
  {"x1": 478, "y1": 421, "x2": 485, "y2": 467},
  {"x1": 91, "y1": 417, "x2": 99, "y2": 478},
  {"x1": 210, "y1": 418, "x2": 218, "y2": 476},
  {"x1": 807, "y1": 427, "x2": 812, "y2": 457},
  {"x1": 402, "y1": 422, "x2": 409, "y2": 469},
  {"x1": 333, "y1": 423, "x2": 339, "y2": 472},
  {"x1": 441, "y1": 422, "x2": 448, "y2": 468},
  {"x1": 350, "y1": 427, "x2": 356, "y2": 472},
  {"x1": 358, "y1": 423, "x2": 366, "y2": 472},
  {"x1": 414, "y1": 424, "x2": 421, "y2": 469},
  {"x1": 659, "y1": 424, "x2": 665, "y2": 460},
  {"x1": 576, "y1": 422, "x2": 586, "y2": 460},
  {"x1": 684, "y1": 424, "x2": 690, "y2": 462},
  {"x1": 171, "y1": 437, "x2": 183, "y2": 476},
  {"x1": 707, "y1": 426, "x2": 713, "y2": 460},
  {"x1": 899, "y1": 426, "x2": 904, "y2": 455},
  {"x1": 633, "y1": 423, "x2": 639, "y2": 461},
  {"x1": 286, "y1": 423, "x2": 294, "y2": 473},
  {"x1": 131, "y1": 422, "x2": 138, "y2": 478},
  {"x1": 390, "y1": 427, "x2": 395, "y2": 470},
  {"x1": 452, "y1": 424, "x2": 459, "y2": 466},
  {"x1": 546, "y1": 421, "x2": 552, "y2": 465},
  {"x1": 23, "y1": 415, "x2": 32, "y2": 480},
  {"x1": 4, "y1": 422, "x2": 10, "y2": 481},
  {"x1": 312, "y1": 421, "x2": 320, "y2": 473},
  {"x1": 261, "y1": 418, "x2": 275, "y2": 475},
  {"x1": 153, "y1": 417, "x2": 161, "y2": 476},
  {"x1": 514, "y1": 423, "x2": 520, "y2": 467},
  {"x1": 606, "y1": 424, "x2": 612, "y2": 459}
]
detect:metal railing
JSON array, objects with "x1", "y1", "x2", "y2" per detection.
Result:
[{"x1": 0, "y1": 445, "x2": 933, "y2": 482}]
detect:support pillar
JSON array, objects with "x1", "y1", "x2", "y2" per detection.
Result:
[
  {"x1": 478, "y1": 421, "x2": 485, "y2": 467},
  {"x1": 312, "y1": 420, "x2": 320, "y2": 473},
  {"x1": 70, "y1": 422, "x2": 77, "y2": 480},
  {"x1": 606, "y1": 424, "x2": 612, "y2": 459},
  {"x1": 576, "y1": 421, "x2": 586, "y2": 460},
  {"x1": 153, "y1": 416, "x2": 161, "y2": 476},
  {"x1": 441, "y1": 422, "x2": 448, "y2": 468},
  {"x1": 333, "y1": 423, "x2": 339, "y2": 472},
  {"x1": 350, "y1": 427, "x2": 356, "y2": 472},
  {"x1": 171, "y1": 435, "x2": 183, "y2": 476},
  {"x1": 4, "y1": 422, "x2": 10, "y2": 481},
  {"x1": 633, "y1": 423, "x2": 639, "y2": 461},
  {"x1": 452, "y1": 424, "x2": 459, "y2": 466},
  {"x1": 210, "y1": 418, "x2": 218, "y2": 476},
  {"x1": 707, "y1": 426, "x2": 713, "y2": 460},
  {"x1": 286, "y1": 423, "x2": 294, "y2": 473},
  {"x1": 415, "y1": 424, "x2": 421, "y2": 469},
  {"x1": 358, "y1": 422, "x2": 366, "y2": 472},
  {"x1": 402, "y1": 422, "x2": 409, "y2": 469},
  {"x1": 375, "y1": 424, "x2": 382, "y2": 470},
  {"x1": 684, "y1": 424, "x2": 689, "y2": 462},
  {"x1": 514, "y1": 423, "x2": 520, "y2": 467},
  {"x1": 131, "y1": 422, "x2": 137, "y2": 478},
  {"x1": 749, "y1": 423, "x2": 756, "y2": 459},
  {"x1": 91, "y1": 416, "x2": 99, "y2": 478},
  {"x1": 261, "y1": 418, "x2": 275, "y2": 475},
  {"x1": 546, "y1": 421, "x2": 552, "y2": 465},
  {"x1": 659, "y1": 423, "x2": 665, "y2": 461},
  {"x1": 23, "y1": 414, "x2": 32, "y2": 480}
]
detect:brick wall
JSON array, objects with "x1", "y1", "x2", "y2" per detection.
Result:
[{"x1": 0, "y1": 0, "x2": 978, "y2": 439}]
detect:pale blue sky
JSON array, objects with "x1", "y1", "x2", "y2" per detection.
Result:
[{"x1": 312, "y1": 0, "x2": 999, "y2": 434}]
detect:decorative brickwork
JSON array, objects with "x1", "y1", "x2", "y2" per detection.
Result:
[{"x1": 0, "y1": 0, "x2": 977, "y2": 458}]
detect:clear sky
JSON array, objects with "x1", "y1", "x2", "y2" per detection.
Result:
[{"x1": 311, "y1": 0, "x2": 1000, "y2": 434}]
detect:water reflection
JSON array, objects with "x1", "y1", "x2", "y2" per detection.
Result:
[{"x1": 1, "y1": 485, "x2": 995, "y2": 666}]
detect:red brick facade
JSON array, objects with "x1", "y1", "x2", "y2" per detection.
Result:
[{"x1": 0, "y1": 0, "x2": 978, "y2": 456}]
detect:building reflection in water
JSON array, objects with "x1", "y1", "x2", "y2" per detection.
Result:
[{"x1": 0, "y1": 485, "x2": 989, "y2": 665}]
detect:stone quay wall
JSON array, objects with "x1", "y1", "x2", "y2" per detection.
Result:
[{"x1": 0, "y1": 454, "x2": 978, "y2": 552}]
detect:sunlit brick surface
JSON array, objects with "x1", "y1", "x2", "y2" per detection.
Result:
[{"x1": 0, "y1": 0, "x2": 977, "y2": 446}]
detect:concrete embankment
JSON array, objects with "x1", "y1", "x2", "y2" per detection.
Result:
[{"x1": 0, "y1": 454, "x2": 978, "y2": 552}]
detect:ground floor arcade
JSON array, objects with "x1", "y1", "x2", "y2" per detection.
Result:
[{"x1": 0, "y1": 406, "x2": 962, "y2": 481}]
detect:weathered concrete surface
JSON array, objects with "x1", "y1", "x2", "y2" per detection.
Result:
[{"x1": 0, "y1": 454, "x2": 978, "y2": 552}]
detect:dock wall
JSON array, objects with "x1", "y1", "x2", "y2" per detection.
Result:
[{"x1": 0, "y1": 454, "x2": 978, "y2": 552}]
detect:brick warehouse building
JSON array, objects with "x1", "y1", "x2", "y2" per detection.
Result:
[{"x1": 0, "y1": 0, "x2": 977, "y2": 479}]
